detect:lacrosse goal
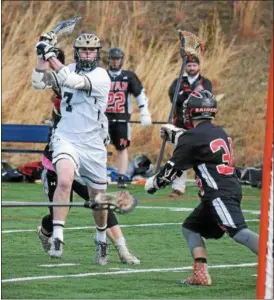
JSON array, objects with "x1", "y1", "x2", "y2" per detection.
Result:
[{"x1": 257, "y1": 37, "x2": 273, "y2": 300}]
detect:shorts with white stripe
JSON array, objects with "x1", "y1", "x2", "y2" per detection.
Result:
[{"x1": 182, "y1": 195, "x2": 247, "y2": 239}]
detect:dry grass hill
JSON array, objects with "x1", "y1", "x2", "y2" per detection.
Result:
[{"x1": 2, "y1": 1, "x2": 273, "y2": 168}]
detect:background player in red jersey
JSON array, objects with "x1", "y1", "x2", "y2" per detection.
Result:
[{"x1": 106, "y1": 47, "x2": 152, "y2": 188}]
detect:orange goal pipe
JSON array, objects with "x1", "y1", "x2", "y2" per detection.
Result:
[{"x1": 256, "y1": 36, "x2": 273, "y2": 299}]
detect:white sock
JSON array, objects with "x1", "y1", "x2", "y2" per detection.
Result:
[
  {"x1": 52, "y1": 220, "x2": 65, "y2": 242},
  {"x1": 115, "y1": 236, "x2": 126, "y2": 248},
  {"x1": 96, "y1": 226, "x2": 107, "y2": 243}
]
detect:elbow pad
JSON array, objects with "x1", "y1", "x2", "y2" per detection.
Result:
[
  {"x1": 57, "y1": 66, "x2": 86, "y2": 89},
  {"x1": 136, "y1": 89, "x2": 149, "y2": 110},
  {"x1": 32, "y1": 69, "x2": 52, "y2": 89}
]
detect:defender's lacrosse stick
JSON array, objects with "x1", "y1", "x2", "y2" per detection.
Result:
[
  {"x1": 155, "y1": 30, "x2": 203, "y2": 173},
  {"x1": 53, "y1": 15, "x2": 82, "y2": 35},
  {"x1": 1, "y1": 191, "x2": 137, "y2": 214}
]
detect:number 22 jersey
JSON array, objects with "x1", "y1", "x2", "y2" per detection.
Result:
[{"x1": 106, "y1": 70, "x2": 143, "y2": 121}]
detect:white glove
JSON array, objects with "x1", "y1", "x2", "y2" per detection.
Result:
[
  {"x1": 39, "y1": 31, "x2": 58, "y2": 46},
  {"x1": 160, "y1": 124, "x2": 186, "y2": 146},
  {"x1": 35, "y1": 41, "x2": 57, "y2": 61},
  {"x1": 145, "y1": 175, "x2": 159, "y2": 194},
  {"x1": 140, "y1": 107, "x2": 152, "y2": 127}
]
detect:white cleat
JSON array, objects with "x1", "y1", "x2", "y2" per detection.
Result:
[
  {"x1": 36, "y1": 226, "x2": 51, "y2": 252},
  {"x1": 47, "y1": 237, "x2": 64, "y2": 258},
  {"x1": 116, "y1": 245, "x2": 140, "y2": 265}
]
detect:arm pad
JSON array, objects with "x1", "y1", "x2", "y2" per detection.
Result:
[
  {"x1": 136, "y1": 89, "x2": 149, "y2": 110},
  {"x1": 32, "y1": 69, "x2": 56, "y2": 90},
  {"x1": 56, "y1": 66, "x2": 91, "y2": 90}
]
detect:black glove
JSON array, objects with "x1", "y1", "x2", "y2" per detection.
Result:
[{"x1": 35, "y1": 41, "x2": 58, "y2": 61}]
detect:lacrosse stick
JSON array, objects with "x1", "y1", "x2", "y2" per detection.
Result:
[
  {"x1": 1, "y1": 191, "x2": 138, "y2": 214},
  {"x1": 53, "y1": 15, "x2": 82, "y2": 35},
  {"x1": 155, "y1": 30, "x2": 203, "y2": 173}
]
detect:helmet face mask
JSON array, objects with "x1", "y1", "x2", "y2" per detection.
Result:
[
  {"x1": 108, "y1": 47, "x2": 124, "y2": 71},
  {"x1": 74, "y1": 33, "x2": 102, "y2": 71},
  {"x1": 183, "y1": 90, "x2": 217, "y2": 129}
]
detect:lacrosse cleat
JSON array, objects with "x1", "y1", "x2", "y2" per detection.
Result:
[
  {"x1": 36, "y1": 226, "x2": 51, "y2": 252},
  {"x1": 169, "y1": 189, "x2": 184, "y2": 198},
  {"x1": 115, "y1": 245, "x2": 140, "y2": 264},
  {"x1": 94, "y1": 239, "x2": 108, "y2": 265},
  {"x1": 47, "y1": 237, "x2": 64, "y2": 258},
  {"x1": 181, "y1": 261, "x2": 212, "y2": 286},
  {"x1": 117, "y1": 175, "x2": 127, "y2": 189}
]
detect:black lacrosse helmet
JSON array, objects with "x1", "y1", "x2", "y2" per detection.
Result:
[
  {"x1": 108, "y1": 47, "x2": 124, "y2": 71},
  {"x1": 183, "y1": 90, "x2": 217, "y2": 128}
]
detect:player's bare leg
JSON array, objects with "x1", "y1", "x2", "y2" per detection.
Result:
[
  {"x1": 90, "y1": 188, "x2": 109, "y2": 265},
  {"x1": 117, "y1": 148, "x2": 128, "y2": 188},
  {"x1": 181, "y1": 227, "x2": 212, "y2": 285},
  {"x1": 107, "y1": 225, "x2": 140, "y2": 264},
  {"x1": 48, "y1": 159, "x2": 75, "y2": 258}
]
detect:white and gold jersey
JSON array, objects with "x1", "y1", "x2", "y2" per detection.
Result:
[{"x1": 55, "y1": 64, "x2": 110, "y2": 142}]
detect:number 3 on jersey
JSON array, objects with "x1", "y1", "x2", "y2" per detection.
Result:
[
  {"x1": 210, "y1": 138, "x2": 234, "y2": 175},
  {"x1": 64, "y1": 92, "x2": 73, "y2": 112},
  {"x1": 107, "y1": 92, "x2": 126, "y2": 113}
]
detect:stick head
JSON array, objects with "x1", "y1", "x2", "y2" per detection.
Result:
[
  {"x1": 54, "y1": 16, "x2": 82, "y2": 35},
  {"x1": 86, "y1": 191, "x2": 138, "y2": 214},
  {"x1": 177, "y1": 30, "x2": 204, "y2": 58}
]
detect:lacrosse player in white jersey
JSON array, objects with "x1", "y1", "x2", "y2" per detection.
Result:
[{"x1": 32, "y1": 33, "x2": 112, "y2": 264}]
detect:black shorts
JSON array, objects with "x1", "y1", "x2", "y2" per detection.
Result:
[
  {"x1": 183, "y1": 195, "x2": 247, "y2": 239},
  {"x1": 108, "y1": 123, "x2": 130, "y2": 150}
]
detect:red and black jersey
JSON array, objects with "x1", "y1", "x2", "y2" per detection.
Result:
[
  {"x1": 170, "y1": 121, "x2": 241, "y2": 200},
  {"x1": 169, "y1": 75, "x2": 212, "y2": 128},
  {"x1": 106, "y1": 70, "x2": 143, "y2": 121}
]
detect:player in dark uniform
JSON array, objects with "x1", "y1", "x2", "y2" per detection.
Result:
[
  {"x1": 37, "y1": 39, "x2": 139, "y2": 264},
  {"x1": 168, "y1": 55, "x2": 213, "y2": 197},
  {"x1": 106, "y1": 47, "x2": 152, "y2": 188},
  {"x1": 145, "y1": 90, "x2": 259, "y2": 285}
]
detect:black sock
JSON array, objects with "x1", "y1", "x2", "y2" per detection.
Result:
[{"x1": 195, "y1": 257, "x2": 207, "y2": 263}]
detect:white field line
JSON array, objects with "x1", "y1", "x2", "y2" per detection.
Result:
[
  {"x1": 39, "y1": 263, "x2": 80, "y2": 268},
  {"x1": 1, "y1": 262, "x2": 257, "y2": 283},
  {"x1": 1, "y1": 220, "x2": 259, "y2": 234}
]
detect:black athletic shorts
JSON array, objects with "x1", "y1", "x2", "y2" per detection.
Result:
[
  {"x1": 183, "y1": 195, "x2": 248, "y2": 239},
  {"x1": 108, "y1": 122, "x2": 130, "y2": 150}
]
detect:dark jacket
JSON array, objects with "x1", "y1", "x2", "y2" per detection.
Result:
[{"x1": 168, "y1": 74, "x2": 212, "y2": 128}]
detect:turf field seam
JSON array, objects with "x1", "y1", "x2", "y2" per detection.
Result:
[{"x1": 1, "y1": 262, "x2": 257, "y2": 283}]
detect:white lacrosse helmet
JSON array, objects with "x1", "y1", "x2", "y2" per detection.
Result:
[{"x1": 74, "y1": 33, "x2": 102, "y2": 71}]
